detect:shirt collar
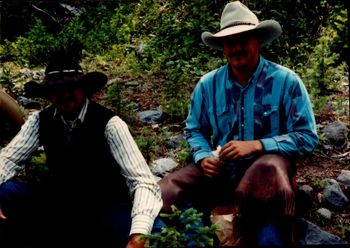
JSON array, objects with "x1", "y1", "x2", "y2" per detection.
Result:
[
  {"x1": 53, "y1": 98, "x2": 90, "y2": 124},
  {"x1": 228, "y1": 55, "x2": 265, "y2": 88}
]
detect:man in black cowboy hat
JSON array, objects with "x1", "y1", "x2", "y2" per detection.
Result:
[
  {"x1": 159, "y1": 1, "x2": 318, "y2": 246},
  {"x1": 0, "y1": 52, "x2": 162, "y2": 247}
]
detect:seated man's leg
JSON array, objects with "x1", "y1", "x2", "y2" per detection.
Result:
[
  {"x1": 158, "y1": 163, "x2": 236, "y2": 224},
  {"x1": 0, "y1": 180, "x2": 44, "y2": 247},
  {"x1": 91, "y1": 202, "x2": 133, "y2": 248},
  {"x1": 235, "y1": 154, "x2": 296, "y2": 246},
  {"x1": 158, "y1": 164, "x2": 205, "y2": 213}
]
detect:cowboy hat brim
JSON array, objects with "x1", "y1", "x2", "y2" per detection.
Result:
[
  {"x1": 202, "y1": 20, "x2": 282, "y2": 50},
  {"x1": 25, "y1": 71, "x2": 108, "y2": 98}
]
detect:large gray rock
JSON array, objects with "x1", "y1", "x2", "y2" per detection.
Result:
[
  {"x1": 137, "y1": 108, "x2": 163, "y2": 125},
  {"x1": 297, "y1": 218, "x2": 347, "y2": 245},
  {"x1": 323, "y1": 182, "x2": 349, "y2": 210},
  {"x1": 321, "y1": 121, "x2": 348, "y2": 147}
]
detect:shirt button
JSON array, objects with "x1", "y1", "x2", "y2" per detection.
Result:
[{"x1": 241, "y1": 124, "x2": 244, "y2": 127}]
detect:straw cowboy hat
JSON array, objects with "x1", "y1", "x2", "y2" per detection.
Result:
[
  {"x1": 24, "y1": 53, "x2": 107, "y2": 98},
  {"x1": 202, "y1": 1, "x2": 282, "y2": 50}
]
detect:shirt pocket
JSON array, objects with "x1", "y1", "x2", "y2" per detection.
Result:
[
  {"x1": 208, "y1": 105, "x2": 236, "y2": 135},
  {"x1": 253, "y1": 104, "x2": 279, "y2": 138}
]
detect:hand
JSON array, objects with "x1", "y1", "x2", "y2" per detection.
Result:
[
  {"x1": 126, "y1": 234, "x2": 145, "y2": 248},
  {"x1": 199, "y1": 157, "x2": 225, "y2": 178},
  {"x1": 0, "y1": 207, "x2": 7, "y2": 220},
  {"x1": 219, "y1": 140, "x2": 263, "y2": 161}
]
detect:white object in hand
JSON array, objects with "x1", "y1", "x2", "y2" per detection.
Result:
[{"x1": 212, "y1": 146, "x2": 222, "y2": 158}]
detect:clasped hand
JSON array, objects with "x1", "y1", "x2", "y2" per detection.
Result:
[{"x1": 199, "y1": 140, "x2": 263, "y2": 178}]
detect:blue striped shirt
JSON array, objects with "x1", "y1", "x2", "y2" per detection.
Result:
[{"x1": 185, "y1": 56, "x2": 318, "y2": 164}]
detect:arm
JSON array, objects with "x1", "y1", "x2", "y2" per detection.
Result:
[
  {"x1": 260, "y1": 75, "x2": 319, "y2": 156},
  {"x1": 184, "y1": 82, "x2": 214, "y2": 164},
  {"x1": 105, "y1": 116, "x2": 162, "y2": 237},
  {"x1": 0, "y1": 111, "x2": 41, "y2": 184}
]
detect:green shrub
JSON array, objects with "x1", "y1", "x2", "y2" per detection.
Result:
[{"x1": 143, "y1": 205, "x2": 219, "y2": 248}]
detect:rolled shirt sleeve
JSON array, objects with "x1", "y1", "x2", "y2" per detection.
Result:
[
  {"x1": 0, "y1": 111, "x2": 41, "y2": 184},
  {"x1": 105, "y1": 116, "x2": 162, "y2": 235}
]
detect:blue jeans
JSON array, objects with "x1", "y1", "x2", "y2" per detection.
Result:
[{"x1": 0, "y1": 181, "x2": 133, "y2": 248}]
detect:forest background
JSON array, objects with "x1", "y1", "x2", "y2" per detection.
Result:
[{"x1": 0, "y1": 0, "x2": 349, "y2": 245}]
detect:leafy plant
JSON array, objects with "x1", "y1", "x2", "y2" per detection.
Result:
[
  {"x1": 177, "y1": 142, "x2": 192, "y2": 167},
  {"x1": 0, "y1": 67, "x2": 13, "y2": 91},
  {"x1": 143, "y1": 205, "x2": 219, "y2": 248},
  {"x1": 105, "y1": 78, "x2": 138, "y2": 123},
  {"x1": 23, "y1": 151, "x2": 49, "y2": 184},
  {"x1": 134, "y1": 126, "x2": 156, "y2": 162},
  {"x1": 336, "y1": 225, "x2": 350, "y2": 240}
]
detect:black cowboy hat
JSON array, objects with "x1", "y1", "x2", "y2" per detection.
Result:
[{"x1": 24, "y1": 52, "x2": 107, "y2": 98}]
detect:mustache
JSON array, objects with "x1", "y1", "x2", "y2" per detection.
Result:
[{"x1": 229, "y1": 50, "x2": 248, "y2": 57}]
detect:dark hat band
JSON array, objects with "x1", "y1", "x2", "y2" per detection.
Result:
[{"x1": 221, "y1": 21, "x2": 256, "y2": 31}]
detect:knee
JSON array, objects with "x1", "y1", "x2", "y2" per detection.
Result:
[{"x1": 255, "y1": 160, "x2": 279, "y2": 178}]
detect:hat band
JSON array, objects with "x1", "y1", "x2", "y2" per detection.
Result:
[
  {"x1": 221, "y1": 21, "x2": 256, "y2": 31},
  {"x1": 47, "y1": 69, "x2": 83, "y2": 75}
]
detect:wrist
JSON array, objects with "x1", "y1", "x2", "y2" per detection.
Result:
[
  {"x1": 254, "y1": 140, "x2": 263, "y2": 153},
  {"x1": 129, "y1": 234, "x2": 145, "y2": 245}
]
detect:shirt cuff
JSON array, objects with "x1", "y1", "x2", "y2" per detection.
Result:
[
  {"x1": 130, "y1": 214, "x2": 154, "y2": 235},
  {"x1": 260, "y1": 138, "x2": 279, "y2": 152},
  {"x1": 194, "y1": 151, "x2": 214, "y2": 164}
]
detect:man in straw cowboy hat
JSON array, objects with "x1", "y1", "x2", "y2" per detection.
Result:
[
  {"x1": 0, "y1": 51, "x2": 162, "y2": 247},
  {"x1": 159, "y1": 1, "x2": 318, "y2": 246}
]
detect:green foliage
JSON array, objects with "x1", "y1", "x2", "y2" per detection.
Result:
[
  {"x1": 134, "y1": 127, "x2": 156, "y2": 162},
  {"x1": 0, "y1": 67, "x2": 13, "y2": 92},
  {"x1": 105, "y1": 78, "x2": 138, "y2": 123},
  {"x1": 177, "y1": 142, "x2": 192, "y2": 167},
  {"x1": 144, "y1": 205, "x2": 219, "y2": 248},
  {"x1": 24, "y1": 151, "x2": 49, "y2": 184},
  {"x1": 311, "y1": 178, "x2": 331, "y2": 191},
  {"x1": 301, "y1": 27, "x2": 344, "y2": 95},
  {"x1": 336, "y1": 225, "x2": 350, "y2": 240}
]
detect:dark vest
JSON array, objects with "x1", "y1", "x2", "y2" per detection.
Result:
[{"x1": 39, "y1": 102, "x2": 130, "y2": 204}]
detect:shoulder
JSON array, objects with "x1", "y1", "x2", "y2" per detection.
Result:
[
  {"x1": 107, "y1": 115, "x2": 126, "y2": 127},
  {"x1": 265, "y1": 59, "x2": 301, "y2": 82},
  {"x1": 105, "y1": 115, "x2": 130, "y2": 136},
  {"x1": 199, "y1": 64, "x2": 228, "y2": 85}
]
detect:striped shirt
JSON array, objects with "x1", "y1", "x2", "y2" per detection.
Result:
[
  {"x1": 0, "y1": 99, "x2": 162, "y2": 235},
  {"x1": 185, "y1": 56, "x2": 318, "y2": 164}
]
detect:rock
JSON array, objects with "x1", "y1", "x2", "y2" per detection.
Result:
[
  {"x1": 297, "y1": 184, "x2": 314, "y2": 213},
  {"x1": 150, "y1": 158, "x2": 178, "y2": 178},
  {"x1": 165, "y1": 135, "x2": 186, "y2": 149},
  {"x1": 137, "y1": 108, "x2": 163, "y2": 125},
  {"x1": 297, "y1": 218, "x2": 347, "y2": 245},
  {"x1": 323, "y1": 183, "x2": 349, "y2": 210},
  {"x1": 337, "y1": 170, "x2": 350, "y2": 187},
  {"x1": 321, "y1": 121, "x2": 348, "y2": 147},
  {"x1": 316, "y1": 208, "x2": 332, "y2": 220}
]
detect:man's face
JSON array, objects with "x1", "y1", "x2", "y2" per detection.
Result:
[
  {"x1": 49, "y1": 86, "x2": 86, "y2": 120},
  {"x1": 222, "y1": 32, "x2": 261, "y2": 70}
]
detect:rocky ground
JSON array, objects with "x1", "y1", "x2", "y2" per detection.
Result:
[{"x1": 1, "y1": 68, "x2": 349, "y2": 245}]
